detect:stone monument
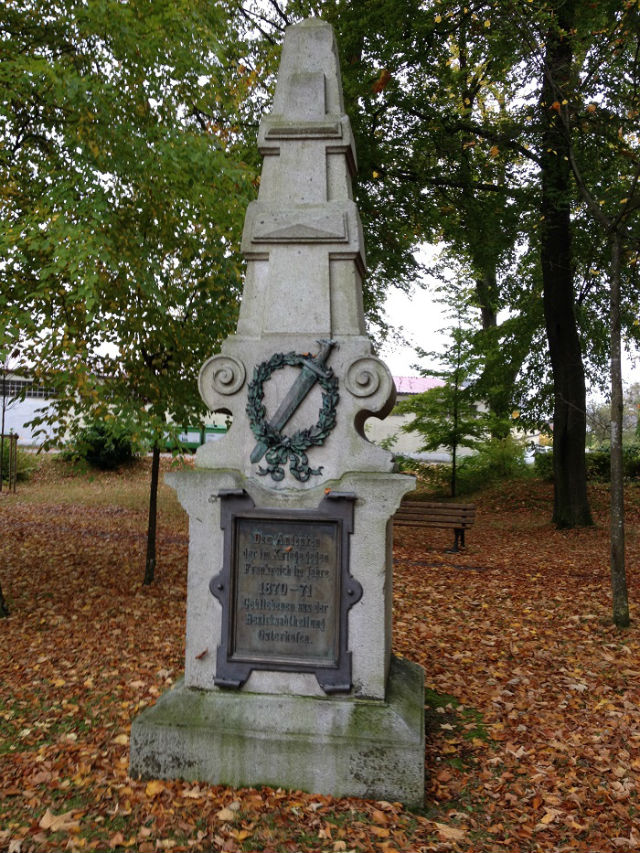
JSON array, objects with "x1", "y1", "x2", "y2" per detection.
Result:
[{"x1": 129, "y1": 17, "x2": 425, "y2": 807}]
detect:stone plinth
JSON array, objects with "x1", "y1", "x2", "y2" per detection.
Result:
[{"x1": 130, "y1": 656, "x2": 424, "y2": 808}]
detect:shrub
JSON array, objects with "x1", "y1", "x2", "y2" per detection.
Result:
[
  {"x1": 64, "y1": 419, "x2": 141, "y2": 470},
  {"x1": 533, "y1": 443, "x2": 640, "y2": 483},
  {"x1": 585, "y1": 449, "x2": 610, "y2": 480},
  {"x1": 455, "y1": 436, "x2": 530, "y2": 495},
  {"x1": 624, "y1": 444, "x2": 640, "y2": 479},
  {"x1": 393, "y1": 455, "x2": 451, "y2": 495},
  {"x1": 533, "y1": 450, "x2": 554, "y2": 481}
]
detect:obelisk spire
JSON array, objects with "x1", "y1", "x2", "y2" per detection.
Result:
[
  {"x1": 197, "y1": 17, "x2": 395, "y2": 485},
  {"x1": 237, "y1": 18, "x2": 365, "y2": 339}
]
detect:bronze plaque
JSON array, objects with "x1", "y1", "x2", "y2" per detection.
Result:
[
  {"x1": 209, "y1": 490, "x2": 362, "y2": 693},
  {"x1": 231, "y1": 518, "x2": 340, "y2": 666}
]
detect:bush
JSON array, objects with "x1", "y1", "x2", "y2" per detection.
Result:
[
  {"x1": 585, "y1": 443, "x2": 640, "y2": 480},
  {"x1": 624, "y1": 444, "x2": 640, "y2": 478},
  {"x1": 64, "y1": 419, "x2": 141, "y2": 470},
  {"x1": 455, "y1": 436, "x2": 531, "y2": 495},
  {"x1": 533, "y1": 450, "x2": 554, "y2": 481},
  {"x1": 393, "y1": 454, "x2": 451, "y2": 495},
  {"x1": 533, "y1": 443, "x2": 640, "y2": 482},
  {"x1": 585, "y1": 449, "x2": 610, "y2": 480}
]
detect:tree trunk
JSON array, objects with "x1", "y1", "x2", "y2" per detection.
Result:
[
  {"x1": 609, "y1": 232, "x2": 630, "y2": 626},
  {"x1": 143, "y1": 443, "x2": 160, "y2": 586},
  {"x1": 540, "y1": 0, "x2": 592, "y2": 528},
  {"x1": 1, "y1": 370, "x2": 6, "y2": 493},
  {"x1": 0, "y1": 579, "x2": 9, "y2": 618}
]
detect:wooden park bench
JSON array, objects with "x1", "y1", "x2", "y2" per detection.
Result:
[{"x1": 392, "y1": 500, "x2": 476, "y2": 552}]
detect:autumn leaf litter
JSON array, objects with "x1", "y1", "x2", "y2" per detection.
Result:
[{"x1": 1, "y1": 458, "x2": 639, "y2": 851}]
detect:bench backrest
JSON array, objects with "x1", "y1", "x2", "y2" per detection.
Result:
[{"x1": 393, "y1": 501, "x2": 476, "y2": 528}]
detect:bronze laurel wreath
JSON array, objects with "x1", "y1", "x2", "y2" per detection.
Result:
[{"x1": 246, "y1": 351, "x2": 339, "y2": 482}]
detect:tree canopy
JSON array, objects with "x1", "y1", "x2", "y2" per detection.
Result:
[{"x1": 0, "y1": 0, "x2": 256, "y2": 448}]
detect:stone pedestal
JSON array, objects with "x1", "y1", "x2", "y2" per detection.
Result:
[
  {"x1": 130, "y1": 17, "x2": 424, "y2": 806},
  {"x1": 130, "y1": 656, "x2": 424, "y2": 808}
]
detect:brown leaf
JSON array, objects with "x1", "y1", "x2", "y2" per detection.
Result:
[
  {"x1": 38, "y1": 809, "x2": 81, "y2": 833},
  {"x1": 434, "y1": 822, "x2": 466, "y2": 841}
]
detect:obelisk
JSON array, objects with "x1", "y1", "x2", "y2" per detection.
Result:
[{"x1": 130, "y1": 18, "x2": 425, "y2": 806}]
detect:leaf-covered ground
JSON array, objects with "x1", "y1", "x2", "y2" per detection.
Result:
[{"x1": 1, "y1": 458, "x2": 639, "y2": 852}]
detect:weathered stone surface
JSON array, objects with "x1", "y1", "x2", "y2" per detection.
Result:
[{"x1": 130, "y1": 656, "x2": 425, "y2": 808}]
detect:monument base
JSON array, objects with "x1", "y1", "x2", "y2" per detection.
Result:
[{"x1": 129, "y1": 656, "x2": 425, "y2": 808}]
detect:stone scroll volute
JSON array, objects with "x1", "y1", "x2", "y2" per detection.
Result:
[
  {"x1": 344, "y1": 355, "x2": 396, "y2": 438},
  {"x1": 198, "y1": 354, "x2": 246, "y2": 413}
]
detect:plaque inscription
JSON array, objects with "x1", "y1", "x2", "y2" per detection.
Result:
[
  {"x1": 209, "y1": 490, "x2": 362, "y2": 693},
  {"x1": 233, "y1": 517, "x2": 340, "y2": 666}
]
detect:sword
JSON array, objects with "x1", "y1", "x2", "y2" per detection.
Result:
[{"x1": 250, "y1": 339, "x2": 336, "y2": 464}]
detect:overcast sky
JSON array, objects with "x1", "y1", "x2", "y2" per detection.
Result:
[{"x1": 379, "y1": 279, "x2": 640, "y2": 395}]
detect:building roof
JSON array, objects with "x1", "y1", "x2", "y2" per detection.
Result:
[{"x1": 393, "y1": 375, "x2": 444, "y2": 394}]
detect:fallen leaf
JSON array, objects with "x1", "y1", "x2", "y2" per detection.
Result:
[
  {"x1": 181, "y1": 786, "x2": 204, "y2": 799},
  {"x1": 370, "y1": 825, "x2": 390, "y2": 838},
  {"x1": 434, "y1": 822, "x2": 466, "y2": 841},
  {"x1": 216, "y1": 807, "x2": 236, "y2": 821},
  {"x1": 38, "y1": 809, "x2": 81, "y2": 833},
  {"x1": 145, "y1": 780, "x2": 165, "y2": 798}
]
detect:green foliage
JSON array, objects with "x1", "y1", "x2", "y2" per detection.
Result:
[
  {"x1": 0, "y1": 0, "x2": 257, "y2": 451},
  {"x1": 396, "y1": 383, "x2": 486, "y2": 454},
  {"x1": 533, "y1": 450, "x2": 554, "y2": 482},
  {"x1": 0, "y1": 442, "x2": 37, "y2": 482},
  {"x1": 63, "y1": 419, "x2": 142, "y2": 471},
  {"x1": 454, "y1": 436, "x2": 531, "y2": 495},
  {"x1": 585, "y1": 445, "x2": 640, "y2": 481},
  {"x1": 534, "y1": 444, "x2": 640, "y2": 482},
  {"x1": 396, "y1": 300, "x2": 490, "y2": 495}
]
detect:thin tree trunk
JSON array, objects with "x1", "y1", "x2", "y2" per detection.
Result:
[
  {"x1": 609, "y1": 233, "x2": 630, "y2": 626},
  {"x1": 143, "y1": 443, "x2": 160, "y2": 586},
  {"x1": 451, "y1": 442, "x2": 457, "y2": 498},
  {"x1": 0, "y1": 579, "x2": 9, "y2": 618},
  {"x1": 540, "y1": 0, "x2": 592, "y2": 528},
  {"x1": 1, "y1": 370, "x2": 6, "y2": 493}
]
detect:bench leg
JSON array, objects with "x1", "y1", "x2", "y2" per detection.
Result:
[{"x1": 447, "y1": 528, "x2": 465, "y2": 553}]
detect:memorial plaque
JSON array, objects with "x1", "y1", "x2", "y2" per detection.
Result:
[
  {"x1": 232, "y1": 517, "x2": 340, "y2": 666},
  {"x1": 209, "y1": 490, "x2": 362, "y2": 693}
]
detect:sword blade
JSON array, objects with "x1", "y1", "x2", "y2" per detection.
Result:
[{"x1": 250, "y1": 340, "x2": 334, "y2": 464}]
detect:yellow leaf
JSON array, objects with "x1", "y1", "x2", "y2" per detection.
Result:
[
  {"x1": 489, "y1": 145, "x2": 500, "y2": 158},
  {"x1": 52, "y1": 678, "x2": 66, "y2": 687},
  {"x1": 145, "y1": 780, "x2": 166, "y2": 798},
  {"x1": 112, "y1": 734, "x2": 129, "y2": 745},
  {"x1": 484, "y1": 19, "x2": 491, "y2": 27},
  {"x1": 370, "y1": 826, "x2": 390, "y2": 838},
  {"x1": 540, "y1": 809, "x2": 560, "y2": 825},
  {"x1": 435, "y1": 14, "x2": 442, "y2": 22},
  {"x1": 231, "y1": 830, "x2": 251, "y2": 841}
]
